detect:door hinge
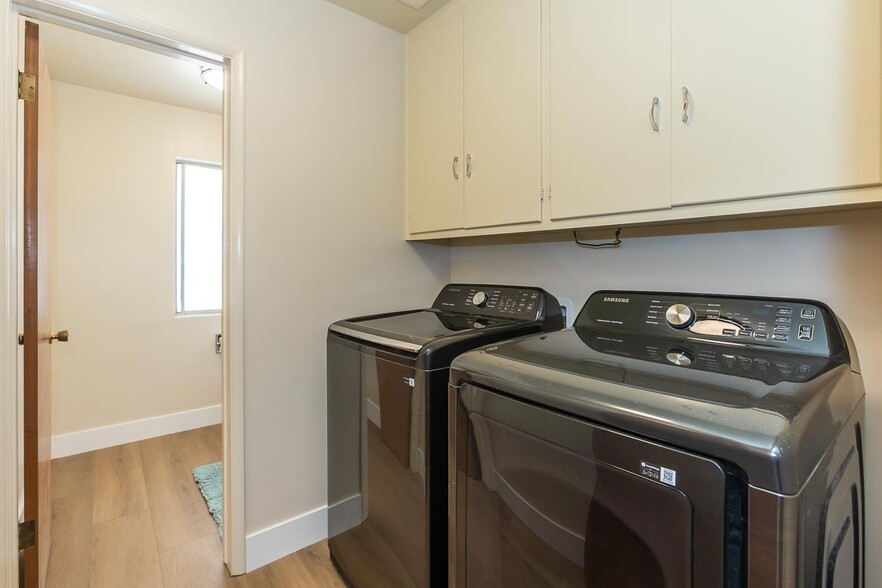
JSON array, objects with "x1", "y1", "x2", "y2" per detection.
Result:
[
  {"x1": 18, "y1": 72, "x2": 35, "y2": 102},
  {"x1": 540, "y1": 186, "x2": 545, "y2": 201},
  {"x1": 17, "y1": 334, "x2": 23, "y2": 345},
  {"x1": 18, "y1": 520, "x2": 35, "y2": 551}
]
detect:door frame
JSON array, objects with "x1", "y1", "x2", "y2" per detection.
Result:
[{"x1": 0, "y1": 0, "x2": 247, "y2": 580}]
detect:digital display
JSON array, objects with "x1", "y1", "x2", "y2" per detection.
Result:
[{"x1": 752, "y1": 309, "x2": 771, "y2": 316}]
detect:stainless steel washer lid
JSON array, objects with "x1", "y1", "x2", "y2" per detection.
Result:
[{"x1": 329, "y1": 310, "x2": 518, "y2": 353}]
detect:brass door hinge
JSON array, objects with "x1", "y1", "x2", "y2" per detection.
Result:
[
  {"x1": 18, "y1": 72, "x2": 35, "y2": 102},
  {"x1": 19, "y1": 520, "x2": 35, "y2": 550}
]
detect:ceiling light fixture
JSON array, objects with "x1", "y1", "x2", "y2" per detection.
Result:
[
  {"x1": 200, "y1": 66, "x2": 223, "y2": 91},
  {"x1": 395, "y1": 0, "x2": 431, "y2": 9}
]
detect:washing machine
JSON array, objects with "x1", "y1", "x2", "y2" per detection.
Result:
[
  {"x1": 327, "y1": 284, "x2": 564, "y2": 587},
  {"x1": 449, "y1": 290, "x2": 864, "y2": 587}
]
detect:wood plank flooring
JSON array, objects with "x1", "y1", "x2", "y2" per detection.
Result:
[{"x1": 46, "y1": 425, "x2": 346, "y2": 587}]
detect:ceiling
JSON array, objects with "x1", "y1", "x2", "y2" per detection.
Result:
[
  {"x1": 326, "y1": 0, "x2": 454, "y2": 33},
  {"x1": 40, "y1": 21, "x2": 222, "y2": 115}
]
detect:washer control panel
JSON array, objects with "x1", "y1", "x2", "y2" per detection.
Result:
[
  {"x1": 432, "y1": 284, "x2": 548, "y2": 321},
  {"x1": 578, "y1": 291, "x2": 839, "y2": 358}
]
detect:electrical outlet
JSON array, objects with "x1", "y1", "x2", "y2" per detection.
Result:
[{"x1": 558, "y1": 298, "x2": 575, "y2": 328}]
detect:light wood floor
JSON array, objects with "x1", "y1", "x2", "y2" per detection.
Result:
[{"x1": 46, "y1": 425, "x2": 346, "y2": 587}]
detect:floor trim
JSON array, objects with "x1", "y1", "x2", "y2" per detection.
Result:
[
  {"x1": 51, "y1": 404, "x2": 222, "y2": 458},
  {"x1": 245, "y1": 506, "x2": 328, "y2": 573}
]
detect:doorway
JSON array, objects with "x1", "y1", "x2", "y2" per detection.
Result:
[{"x1": 5, "y1": 4, "x2": 244, "y2": 584}]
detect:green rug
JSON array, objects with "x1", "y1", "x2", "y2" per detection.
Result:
[{"x1": 193, "y1": 462, "x2": 223, "y2": 538}]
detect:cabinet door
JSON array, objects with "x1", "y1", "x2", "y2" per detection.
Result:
[
  {"x1": 550, "y1": 0, "x2": 671, "y2": 220},
  {"x1": 408, "y1": 7, "x2": 464, "y2": 234},
  {"x1": 672, "y1": 0, "x2": 881, "y2": 206},
  {"x1": 463, "y1": 0, "x2": 542, "y2": 229}
]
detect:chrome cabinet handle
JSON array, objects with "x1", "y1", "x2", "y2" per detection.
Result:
[
  {"x1": 466, "y1": 154, "x2": 472, "y2": 178},
  {"x1": 681, "y1": 86, "x2": 690, "y2": 124},
  {"x1": 649, "y1": 96, "x2": 660, "y2": 132},
  {"x1": 452, "y1": 156, "x2": 460, "y2": 180}
]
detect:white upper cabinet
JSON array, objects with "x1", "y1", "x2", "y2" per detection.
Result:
[
  {"x1": 550, "y1": 0, "x2": 672, "y2": 220},
  {"x1": 405, "y1": 0, "x2": 882, "y2": 239},
  {"x1": 408, "y1": 6, "x2": 464, "y2": 234},
  {"x1": 671, "y1": 0, "x2": 882, "y2": 206},
  {"x1": 463, "y1": 0, "x2": 542, "y2": 228}
]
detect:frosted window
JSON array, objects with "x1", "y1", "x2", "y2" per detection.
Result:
[{"x1": 176, "y1": 160, "x2": 222, "y2": 314}]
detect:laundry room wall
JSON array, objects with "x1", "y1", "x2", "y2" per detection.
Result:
[
  {"x1": 449, "y1": 206, "x2": 882, "y2": 579},
  {"x1": 32, "y1": 0, "x2": 451, "y2": 570},
  {"x1": 48, "y1": 81, "x2": 223, "y2": 446}
]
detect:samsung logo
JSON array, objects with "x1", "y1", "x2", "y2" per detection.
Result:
[{"x1": 604, "y1": 296, "x2": 630, "y2": 304}]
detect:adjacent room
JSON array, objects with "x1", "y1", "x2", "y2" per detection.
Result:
[{"x1": 23, "y1": 20, "x2": 230, "y2": 586}]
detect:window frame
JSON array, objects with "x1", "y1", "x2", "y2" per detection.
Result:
[{"x1": 175, "y1": 157, "x2": 223, "y2": 316}]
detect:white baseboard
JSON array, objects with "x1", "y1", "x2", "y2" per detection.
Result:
[
  {"x1": 327, "y1": 494, "x2": 361, "y2": 538},
  {"x1": 245, "y1": 505, "x2": 328, "y2": 573},
  {"x1": 366, "y1": 397, "x2": 380, "y2": 427},
  {"x1": 51, "y1": 404, "x2": 222, "y2": 458}
]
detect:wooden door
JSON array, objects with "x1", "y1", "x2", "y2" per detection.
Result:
[
  {"x1": 407, "y1": 6, "x2": 464, "y2": 234},
  {"x1": 463, "y1": 0, "x2": 542, "y2": 229},
  {"x1": 549, "y1": 0, "x2": 671, "y2": 220},
  {"x1": 671, "y1": 0, "x2": 881, "y2": 206},
  {"x1": 22, "y1": 19, "x2": 53, "y2": 588}
]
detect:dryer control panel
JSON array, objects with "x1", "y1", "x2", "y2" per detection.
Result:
[
  {"x1": 578, "y1": 291, "x2": 842, "y2": 358},
  {"x1": 432, "y1": 284, "x2": 556, "y2": 322}
]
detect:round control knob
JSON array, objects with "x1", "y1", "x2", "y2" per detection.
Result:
[
  {"x1": 666, "y1": 348, "x2": 693, "y2": 367},
  {"x1": 472, "y1": 291, "x2": 489, "y2": 308},
  {"x1": 665, "y1": 304, "x2": 695, "y2": 329}
]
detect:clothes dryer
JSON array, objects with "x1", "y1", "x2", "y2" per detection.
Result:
[{"x1": 449, "y1": 291, "x2": 864, "y2": 587}]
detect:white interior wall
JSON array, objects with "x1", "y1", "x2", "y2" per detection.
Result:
[
  {"x1": 48, "y1": 81, "x2": 223, "y2": 440},
  {"x1": 449, "y1": 207, "x2": 882, "y2": 579},
  {"x1": 44, "y1": 0, "x2": 452, "y2": 560}
]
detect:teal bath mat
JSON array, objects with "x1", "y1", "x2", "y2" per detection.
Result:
[{"x1": 193, "y1": 461, "x2": 223, "y2": 537}]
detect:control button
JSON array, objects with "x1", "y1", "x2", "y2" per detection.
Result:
[
  {"x1": 665, "y1": 304, "x2": 695, "y2": 329},
  {"x1": 721, "y1": 328, "x2": 737, "y2": 336},
  {"x1": 777, "y1": 308, "x2": 793, "y2": 316},
  {"x1": 798, "y1": 324, "x2": 814, "y2": 341},
  {"x1": 772, "y1": 334, "x2": 789, "y2": 342},
  {"x1": 800, "y1": 308, "x2": 816, "y2": 319},
  {"x1": 753, "y1": 333, "x2": 770, "y2": 340},
  {"x1": 665, "y1": 348, "x2": 693, "y2": 367},
  {"x1": 774, "y1": 316, "x2": 791, "y2": 325},
  {"x1": 774, "y1": 325, "x2": 790, "y2": 333},
  {"x1": 472, "y1": 291, "x2": 489, "y2": 308},
  {"x1": 776, "y1": 362, "x2": 793, "y2": 375}
]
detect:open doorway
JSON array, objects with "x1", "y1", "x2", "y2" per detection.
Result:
[{"x1": 13, "y1": 15, "x2": 241, "y2": 585}]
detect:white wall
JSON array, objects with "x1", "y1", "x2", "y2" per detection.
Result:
[
  {"x1": 48, "y1": 81, "x2": 223, "y2": 439},
  {"x1": 42, "y1": 0, "x2": 451, "y2": 562},
  {"x1": 450, "y1": 207, "x2": 882, "y2": 578}
]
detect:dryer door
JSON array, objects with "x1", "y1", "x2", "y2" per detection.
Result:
[{"x1": 452, "y1": 384, "x2": 733, "y2": 588}]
